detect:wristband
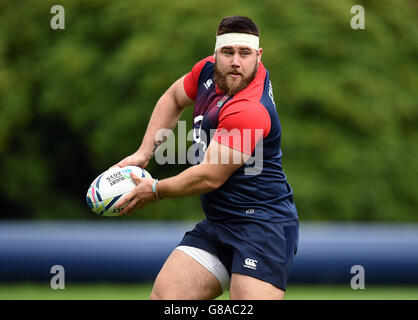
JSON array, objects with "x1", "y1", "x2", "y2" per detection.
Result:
[{"x1": 152, "y1": 179, "x2": 161, "y2": 200}]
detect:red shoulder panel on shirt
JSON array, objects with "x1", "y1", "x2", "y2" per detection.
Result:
[
  {"x1": 213, "y1": 100, "x2": 271, "y2": 155},
  {"x1": 183, "y1": 56, "x2": 215, "y2": 100}
]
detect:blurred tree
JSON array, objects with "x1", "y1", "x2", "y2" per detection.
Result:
[{"x1": 0, "y1": 0, "x2": 416, "y2": 221}]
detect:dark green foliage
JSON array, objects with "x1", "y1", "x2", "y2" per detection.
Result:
[{"x1": 0, "y1": 0, "x2": 416, "y2": 221}]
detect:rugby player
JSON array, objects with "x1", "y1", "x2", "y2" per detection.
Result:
[{"x1": 115, "y1": 16, "x2": 299, "y2": 300}]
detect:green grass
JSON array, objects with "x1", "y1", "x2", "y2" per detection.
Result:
[{"x1": 0, "y1": 283, "x2": 418, "y2": 300}]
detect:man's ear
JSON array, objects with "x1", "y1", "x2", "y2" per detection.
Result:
[{"x1": 257, "y1": 48, "x2": 263, "y2": 63}]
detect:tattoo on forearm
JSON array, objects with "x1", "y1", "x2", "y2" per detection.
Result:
[{"x1": 150, "y1": 137, "x2": 167, "y2": 158}]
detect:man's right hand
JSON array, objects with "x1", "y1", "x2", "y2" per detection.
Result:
[{"x1": 112, "y1": 152, "x2": 150, "y2": 169}]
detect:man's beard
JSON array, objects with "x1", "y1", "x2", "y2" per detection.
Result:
[{"x1": 214, "y1": 60, "x2": 259, "y2": 96}]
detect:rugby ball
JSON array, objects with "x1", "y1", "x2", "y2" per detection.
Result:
[{"x1": 86, "y1": 166, "x2": 152, "y2": 216}]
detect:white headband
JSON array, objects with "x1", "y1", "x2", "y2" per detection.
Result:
[{"x1": 214, "y1": 32, "x2": 259, "y2": 53}]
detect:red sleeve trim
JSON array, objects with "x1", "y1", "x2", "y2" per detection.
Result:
[{"x1": 183, "y1": 56, "x2": 214, "y2": 100}]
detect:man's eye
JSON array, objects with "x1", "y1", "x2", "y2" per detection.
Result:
[{"x1": 241, "y1": 51, "x2": 250, "y2": 56}]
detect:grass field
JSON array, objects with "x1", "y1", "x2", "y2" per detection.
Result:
[{"x1": 0, "y1": 283, "x2": 417, "y2": 300}]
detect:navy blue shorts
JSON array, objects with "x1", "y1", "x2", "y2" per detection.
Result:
[{"x1": 177, "y1": 218, "x2": 299, "y2": 291}]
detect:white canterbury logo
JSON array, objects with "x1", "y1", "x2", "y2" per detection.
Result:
[
  {"x1": 244, "y1": 258, "x2": 258, "y2": 270},
  {"x1": 203, "y1": 79, "x2": 213, "y2": 90}
]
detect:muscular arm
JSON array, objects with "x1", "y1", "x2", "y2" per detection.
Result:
[
  {"x1": 117, "y1": 130, "x2": 251, "y2": 215},
  {"x1": 137, "y1": 75, "x2": 194, "y2": 160}
]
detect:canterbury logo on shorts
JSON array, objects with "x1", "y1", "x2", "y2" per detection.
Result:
[{"x1": 244, "y1": 258, "x2": 258, "y2": 270}]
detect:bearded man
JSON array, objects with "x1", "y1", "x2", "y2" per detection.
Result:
[{"x1": 115, "y1": 16, "x2": 299, "y2": 300}]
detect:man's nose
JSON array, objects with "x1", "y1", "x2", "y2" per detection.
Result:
[{"x1": 231, "y1": 53, "x2": 241, "y2": 67}]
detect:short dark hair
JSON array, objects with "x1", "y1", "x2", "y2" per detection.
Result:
[{"x1": 216, "y1": 16, "x2": 260, "y2": 37}]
